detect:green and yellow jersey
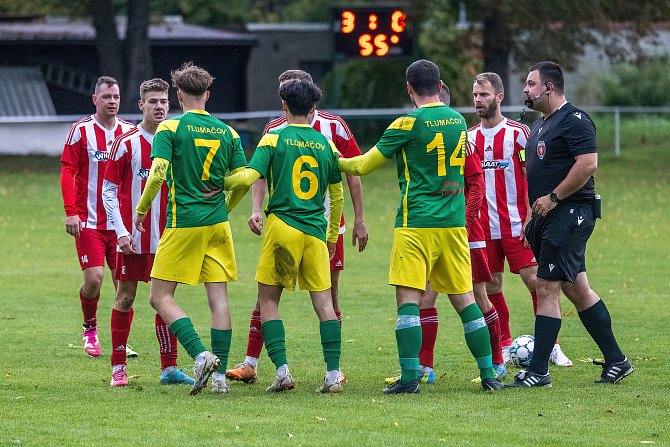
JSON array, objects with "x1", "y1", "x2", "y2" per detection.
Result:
[
  {"x1": 151, "y1": 110, "x2": 247, "y2": 228},
  {"x1": 375, "y1": 102, "x2": 468, "y2": 228},
  {"x1": 247, "y1": 124, "x2": 342, "y2": 241}
]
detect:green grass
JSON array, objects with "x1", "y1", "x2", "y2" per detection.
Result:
[{"x1": 1, "y1": 120, "x2": 669, "y2": 446}]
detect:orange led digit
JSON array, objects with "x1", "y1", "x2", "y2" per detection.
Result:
[
  {"x1": 358, "y1": 34, "x2": 374, "y2": 56},
  {"x1": 374, "y1": 34, "x2": 389, "y2": 56},
  {"x1": 341, "y1": 10, "x2": 355, "y2": 33},
  {"x1": 391, "y1": 10, "x2": 406, "y2": 33}
]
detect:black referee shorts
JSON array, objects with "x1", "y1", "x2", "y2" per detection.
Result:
[{"x1": 524, "y1": 203, "x2": 595, "y2": 283}]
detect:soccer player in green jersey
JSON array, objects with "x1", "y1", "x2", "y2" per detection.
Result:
[
  {"x1": 224, "y1": 79, "x2": 345, "y2": 394},
  {"x1": 133, "y1": 62, "x2": 248, "y2": 396},
  {"x1": 339, "y1": 59, "x2": 504, "y2": 393}
]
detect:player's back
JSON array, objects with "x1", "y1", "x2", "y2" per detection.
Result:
[
  {"x1": 377, "y1": 103, "x2": 468, "y2": 229},
  {"x1": 251, "y1": 124, "x2": 341, "y2": 241},
  {"x1": 152, "y1": 110, "x2": 247, "y2": 228}
]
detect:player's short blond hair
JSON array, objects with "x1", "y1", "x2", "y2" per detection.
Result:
[
  {"x1": 474, "y1": 72, "x2": 504, "y2": 94},
  {"x1": 278, "y1": 70, "x2": 313, "y2": 85},
  {"x1": 95, "y1": 76, "x2": 118, "y2": 94},
  {"x1": 171, "y1": 62, "x2": 214, "y2": 97},
  {"x1": 139, "y1": 78, "x2": 169, "y2": 100}
]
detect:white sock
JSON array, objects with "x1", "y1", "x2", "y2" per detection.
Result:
[
  {"x1": 212, "y1": 371, "x2": 226, "y2": 382},
  {"x1": 162, "y1": 366, "x2": 177, "y2": 374},
  {"x1": 325, "y1": 370, "x2": 340, "y2": 385},
  {"x1": 245, "y1": 356, "x2": 258, "y2": 368},
  {"x1": 112, "y1": 364, "x2": 125, "y2": 373},
  {"x1": 277, "y1": 364, "x2": 289, "y2": 378}
]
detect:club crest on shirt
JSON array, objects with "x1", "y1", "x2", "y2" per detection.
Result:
[
  {"x1": 93, "y1": 150, "x2": 111, "y2": 162},
  {"x1": 536, "y1": 140, "x2": 546, "y2": 159},
  {"x1": 137, "y1": 168, "x2": 150, "y2": 180}
]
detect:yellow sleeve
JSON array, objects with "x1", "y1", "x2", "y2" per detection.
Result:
[
  {"x1": 327, "y1": 181, "x2": 344, "y2": 243},
  {"x1": 338, "y1": 147, "x2": 387, "y2": 175},
  {"x1": 136, "y1": 157, "x2": 169, "y2": 215},
  {"x1": 224, "y1": 167, "x2": 262, "y2": 191},
  {"x1": 225, "y1": 166, "x2": 249, "y2": 213}
]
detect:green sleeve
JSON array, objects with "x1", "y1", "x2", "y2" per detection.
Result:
[
  {"x1": 375, "y1": 116, "x2": 415, "y2": 159},
  {"x1": 151, "y1": 119, "x2": 178, "y2": 161}
]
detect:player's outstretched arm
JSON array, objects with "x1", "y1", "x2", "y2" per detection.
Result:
[
  {"x1": 338, "y1": 147, "x2": 386, "y2": 176},
  {"x1": 223, "y1": 167, "x2": 262, "y2": 191},
  {"x1": 225, "y1": 166, "x2": 250, "y2": 213}
]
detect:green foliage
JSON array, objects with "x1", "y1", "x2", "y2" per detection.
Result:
[{"x1": 597, "y1": 58, "x2": 670, "y2": 107}]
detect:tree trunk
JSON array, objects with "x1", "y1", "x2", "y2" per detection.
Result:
[
  {"x1": 481, "y1": 1, "x2": 512, "y2": 103},
  {"x1": 122, "y1": 0, "x2": 153, "y2": 112},
  {"x1": 92, "y1": 0, "x2": 124, "y2": 84}
]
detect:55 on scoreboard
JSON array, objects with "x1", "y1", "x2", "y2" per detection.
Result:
[{"x1": 332, "y1": 6, "x2": 413, "y2": 58}]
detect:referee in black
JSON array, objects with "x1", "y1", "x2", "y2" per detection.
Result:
[{"x1": 508, "y1": 61, "x2": 632, "y2": 388}]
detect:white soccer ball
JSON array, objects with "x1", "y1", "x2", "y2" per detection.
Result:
[{"x1": 509, "y1": 335, "x2": 535, "y2": 368}]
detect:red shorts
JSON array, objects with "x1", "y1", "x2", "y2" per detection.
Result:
[
  {"x1": 114, "y1": 252, "x2": 155, "y2": 282},
  {"x1": 470, "y1": 247, "x2": 492, "y2": 284},
  {"x1": 75, "y1": 228, "x2": 117, "y2": 271},
  {"x1": 486, "y1": 237, "x2": 537, "y2": 274},
  {"x1": 329, "y1": 234, "x2": 344, "y2": 271}
]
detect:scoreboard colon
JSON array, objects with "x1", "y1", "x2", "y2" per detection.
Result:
[{"x1": 332, "y1": 5, "x2": 414, "y2": 58}]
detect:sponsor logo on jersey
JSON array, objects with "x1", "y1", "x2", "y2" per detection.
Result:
[
  {"x1": 549, "y1": 264, "x2": 555, "y2": 272},
  {"x1": 481, "y1": 160, "x2": 510, "y2": 170},
  {"x1": 137, "y1": 168, "x2": 150, "y2": 180},
  {"x1": 94, "y1": 150, "x2": 111, "y2": 162},
  {"x1": 573, "y1": 112, "x2": 582, "y2": 119},
  {"x1": 537, "y1": 140, "x2": 546, "y2": 159}
]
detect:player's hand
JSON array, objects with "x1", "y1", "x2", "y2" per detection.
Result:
[
  {"x1": 202, "y1": 188, "x2": 222, "y2": 199},
  {"x1": 531, "y1": 194, "x2": 558, "y2": 218},
  {"x1": 352, "y1": 219, "x2": 368, "y2": 252},
  {"x1": 327, "y1": 241, "x2": 337, "y2": 260},
  {"x1": 65, "y1": 215, "x2": 82, "y2": 238},
  {"x1": 118, "y1": 235, "x2": 137, "y2": 255},
  {"x1": 134, "y1": 213, "x2": 147, "y2": 233},
  {"x1": 248, "y1": 210, "x2": 264, "y2": 236},
  {"x1": 520, "y1": 215, "x2": 531, "y2": 247}
]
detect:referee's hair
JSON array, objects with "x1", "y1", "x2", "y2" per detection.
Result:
[
  {"x1": 279, "y1": 79, "x2": 322, "y2": 116},
  {"x1": 529, "y1": 61, "x2": 564, "y2": 94},
  {"x1": 475, "y1": 72, "x2": 504, "y2": 94},
  {"x1": 406, "y1": 59, "x2": 440, "y2": 97}
]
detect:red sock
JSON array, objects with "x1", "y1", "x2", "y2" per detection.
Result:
[
  {"x1": 488, "y1": 292, "x2": 512, "y2": 346},
  {"x1": 246, "y1": 310, "x2": 264, "y2": 359},
  {"x1": 110, "y1": 308, "x2": 131, "y2": 366},
  {"x1": 531, "y1": 291, "x2": 538, "y2": 315},
  {"x1": 335, "y1": 310, "x2": 342, "y2": 328},
  {"x1": 80, "y1": 289, "x2": 99, "y2": 327},
  {"x1": 483, "y1": 307, "x2": 503, "y2": 364},
  {"x1": 155, "y1": 314, "x2": 178, "y2": 369},
  {"x1": 418, "y1": 307, "x2": 438, "y2": 368}
]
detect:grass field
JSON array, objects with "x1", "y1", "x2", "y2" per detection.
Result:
[{"x1": 1, "y1": 117, "x2": 669, "y2": 446}]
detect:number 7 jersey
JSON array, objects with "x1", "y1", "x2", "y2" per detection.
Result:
[
  {"x1": 374, "y1": 102, "x2": 467, "y2": 229},
  {"x1": 151, "y1": 110, "x2": 247, "y2": 228}
]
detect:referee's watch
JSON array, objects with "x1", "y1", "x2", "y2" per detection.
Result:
[{"x1": 549, "y1": 192, "x2": 561, "y2": 203}]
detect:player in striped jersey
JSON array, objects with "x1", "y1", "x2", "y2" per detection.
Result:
[
  {"x1": 469, "y1": 72, "x2": 572, "y2": 367},
  {"x1": 226, "y1": 70, "x2": 367, "y2": 385},
  {"x1": 102, "y1": 78, "x2": 193, "y2": 387},
  {"x1": 60, "y1": 76, "x2": 135, "y2": 358},
  {"x1": 339, "y1": 60, "x2": 503, "y2": 394}
]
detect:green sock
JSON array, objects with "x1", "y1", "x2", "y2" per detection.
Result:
[
  {"x1": 262, "y1": 319, "x2": 287, "y2": 369},
  {"x1": 319, "y1": 319, "x2": 341, "y2": 371},
  {"x1": 396, "y1": 302, "x2": 421, "y2": 384},
  {"x1": 170, "y1": 317, "x2": 206, "y2": 360},
  {"x1": 211, "y1": 328, "x2": 232, "y2": 371},
  {"x1": 459, "y1": 303, "x2": 494, "y2": 380}
]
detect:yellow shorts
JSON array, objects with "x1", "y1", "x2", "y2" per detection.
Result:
[
  {"x1": 151, "y1": 221, "x2": 237, "y2": 285},
  {"x1": 255, "y1": 214, "x2": 330, "y2": 292},
  {"x1": 388, "y1": 227, "x2": 472, "y2": 295}
]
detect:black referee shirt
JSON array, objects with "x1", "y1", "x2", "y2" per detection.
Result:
[{"x1": 526, "y1": 102, "x2": 597, "y2": 204}]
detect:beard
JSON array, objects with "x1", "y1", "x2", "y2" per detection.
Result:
[{"x1": 476, "y1": 102, "x2": 496, "y2": 120}]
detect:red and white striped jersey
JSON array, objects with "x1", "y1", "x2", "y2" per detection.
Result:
[
  {"x1": 464, "y1": 145, "x2": 486, "y2": 247},
  {"x1": 263, "y1": 110, "x2": 362, "y2": 234},
  {"x1": 468, "y1": 118, "x2": 530, "y2": 239},
  {"x1": 60, "y1": 115, "x2": 135, "y2": 230},
  {"x1": 103, "y1": 126, "x2": 168, "y2": 254}
]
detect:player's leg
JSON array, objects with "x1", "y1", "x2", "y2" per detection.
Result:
[
  {"x1": 156, "y1": 312, "x2": 194, "y2": 385},
  {"x1": 329, "y1": 233, "x2": 345, "y2": 325},
  {"x1": 206, "y1": 281, "x2": 232, "y2": 394},
  {"x1": 417, "y1": 284, "x2": 438, "y2": 383},
  {"x1": 259, "y1": 283, "x2": 294, "y2": 392},
  {"x1": 485, "y1": 239, "x2": 513, "y2": 355},
  {"x1": 225, "y1": 299, "x2": 261, "y2": 384},
  {"x1": 109, "y1": 278, "x2": 137, "y2": 387}
]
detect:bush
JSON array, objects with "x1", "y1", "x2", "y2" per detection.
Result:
[{"x1": 599, "y1": 57, "x2": 670, "y2": 107}]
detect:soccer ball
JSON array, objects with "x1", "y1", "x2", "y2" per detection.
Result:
[{"x1": 509, "y1": 335, "x2": 534, "y2": 368}]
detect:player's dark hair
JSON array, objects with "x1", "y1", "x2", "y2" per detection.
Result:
[
  {"x1": 278, "y1": 69, "x2": 313, "y2": 85},
  {"x1": 406, "y1": 60, "x2": 440, "y2": 96},
  {"x1": 278, "y1": 80, "x2": 322, "y2": 116},
  {"x1": 529, "y1": 61, "x2": 564, "y2": 94},
  {"x1": 171, "y1": 62, "x2": 214, "y2": 97},
  {"x1": 475, "y1": 72, "x2": 504, "y2": 94},
  {"x1": 95, "y1": 76, "x2": 118, "y2": 94},
  {"x1": 139, "y1": 78, "x2": 169, "y2": 100}
]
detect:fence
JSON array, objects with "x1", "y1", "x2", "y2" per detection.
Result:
[{"x1": 1, "y1": 106, "x2": 669, "y2": 156}]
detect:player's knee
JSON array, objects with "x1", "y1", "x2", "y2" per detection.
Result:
[
  {"x1": 485, "y1": 278, "x2": 502, "y2": 295},
  {"x1": 82, "y1": 275, "x2": 103, "y2": 296},
  {"x1": 115, "y1": 294, "x2": 135, "y2": 312}
]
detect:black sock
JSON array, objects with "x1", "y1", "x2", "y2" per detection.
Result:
[
  {"x1": 578, "y1": 300, "x2": 625, "y2": 364},
  {"x1": 528, "y1": 315, "x2": 561, "y2": 376}
]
